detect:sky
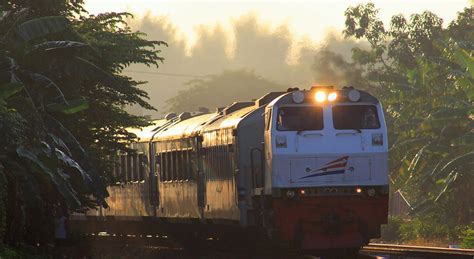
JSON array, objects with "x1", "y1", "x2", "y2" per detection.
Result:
[
  {"x1": 84, "y1": 0, "x2": 470, "y2": 48},
  {"x1": 82, "y1": 0, "x2": 471, "y2": 116}
]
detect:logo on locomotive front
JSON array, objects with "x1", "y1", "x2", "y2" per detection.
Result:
[{"x1": 300, "y1": 156, "x2": 350, "y2": 179}]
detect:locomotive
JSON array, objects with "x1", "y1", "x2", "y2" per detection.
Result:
[{"x1": 70, "y1": 86, "x2": 389, "y2": 252}]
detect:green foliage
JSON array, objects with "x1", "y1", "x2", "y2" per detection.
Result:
[
  {"x1": 381, "y1": 216, "x2": 404, "y2": 242},
  {"x1": 0, "y1": 244, "x2": 50, "y2": 259},
  {"x1": 166, "y1": 70, "x2": 284, "y2": 112},
  {"x1": 0, "y1": 247, "x2": 19, "y2": 259},
  {"x1": 461, "y1": 225, "x2": 474, "y2": 248},
  {"x1": 46, "y1": 98, "x2": 89, "y2": 114},
  {"x1": 401, "y1": 215, "x2": 452, "y2": 241},
  {"x1": 0, "y1": 166, "x2": 6, "y2": 244},
  {"x1": 0, "y1": 83, "x2": 23, "y2": 101},
  {"x1": 342, "y1": 4, "x2": 473, "y2": 241},
  {"x1": 383, "y1": 215, "x2": 459, "y2": 243},
  {"x1": 17, "y1": 16, "x2": 70, "y2": 41},
  {"x1": 0, "y1": 0, "x2": 165, "y2": 246}
]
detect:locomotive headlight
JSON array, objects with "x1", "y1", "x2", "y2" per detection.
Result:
[
  {"x1": 348, "y1": 89, "x2": 361, "y2": 102},
  {"x1": 367, "y1": 188, "x2": 376, "y2": 197},
  {"x1": 327, "y1": 92, "x2": 337, "y2": 102},
  {"x1": 315, "y1": 91, "x2": 326, "y2": 103},
  {"x1": 286, "y1": 190, "x2": 295, "y2": 199},
  {"x1": 292, "y1": 91, "x2": 305, "y2": 104}
]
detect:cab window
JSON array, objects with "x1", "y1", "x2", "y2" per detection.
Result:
[
  {"x1": 277, "y1": 106, "x2": 323, "y2": 131},
  {"x1": 332, "y1": 105, "x2": 380, "y2": 129}
]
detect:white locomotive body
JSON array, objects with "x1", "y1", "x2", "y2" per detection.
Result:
[{"x1": 265, "y1": 88, "x2": 388, "y2": 190}]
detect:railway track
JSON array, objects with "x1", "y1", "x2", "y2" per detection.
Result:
[
  {"x1": 361, "y1": 243, "x2": 474, "y2": 258},
  {"x1": 66, "y1": 235, "x2": 474, "y2": 258}
]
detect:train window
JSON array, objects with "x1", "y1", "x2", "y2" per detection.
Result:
[
  {"x1": 171, "y1": 151, "x2": 177, "y2": 181},
  {"x1": 113, "y1": 156, "x2": 120, "y2": 179},
  {"x1": 159, "y1": 153, "x2": 166, "y2": 182},
  {"x1": 166, "y1": 152, "x2": 170, "y2": 181},
  {"x1": 217, "y1": 146, "x2": 222, "y2": 179},
  {"x1": 181, "y1": 150, "x2": 186, "y2": 180},
  {"x1": 177, "y1": 151, "x2": 183, "y2": 180},
  {"x1": 161, "y1": 152, "x2": 171, "y2": 181},
  {"x1": 188, "y1": 150, "x2": 193, "y2": 180},
  {"x1": 156, "y1": 154, "x2": 162, "y2": 181},
  {"x1": 120, "y1": 155, "x2": 127, "y2": 182},
  {"x1": 132, "y1": 154, "x2": 139, "y2": 181},
  {"x1": 176, "y1": 151, "x2": 180, "y2": 180},
  {"x1": 215, "y1": 146, "x2": 220, "y2": 178},
  {"x1": 159, "y1": 153, "x2": 164, "y2": 182},
  {"x1": 188, "y1": 150, "x2": 194, "y2": 180},
  {"x1": 165, "y1": 152, "x2": 169, "y2": 181},
  {"x1": 172, "y1": 151, "x2": 177, "y2": 181},
  {"x1": 277, "y1": 106, "x2": 323, "y2": 131},
  {"x1": 332, "y1": 105, "x2": 380, "y2": 129},
  {"x1": 127, "y1": 154, "x2": 133, "y2": 182},
  {"x1": 183, "y1": 150, "x2": 189, "y2": 180},
  {"x1": 138, "y1": 154, "x2": 146, "y2": 181},
  {"x1": 177, "y1": 151, "x2": 181, "y2": 180}
]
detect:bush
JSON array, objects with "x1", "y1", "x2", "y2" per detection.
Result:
[
  {"x1": 0, "y1": 245, "x2": 51, "y2": 259},
  {"x1": 461, "y1": 227, "x2": 474, "y2": 249},
  {"x1": 383, "y1": 215, "x2": 460, "y2": 244},
  {"x1": 0, "y1": 167, "x2": 6, "y2": 245},
  {"x1": 381, "y1": 216, "x2": 404, "y2": 241},
  {"x1": 399, "y1": 219, "x2": 418, "y2": 242},
  {"x1": 398, "y1": 215, "x2": 454, "y2": 242},
  {"x1": 0, "y1": 247, "x2": 20, "y2": 259}
]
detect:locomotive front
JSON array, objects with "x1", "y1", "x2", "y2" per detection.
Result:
[{"x1": 262, "y1": 86, "x2": 389, "y2": 250}]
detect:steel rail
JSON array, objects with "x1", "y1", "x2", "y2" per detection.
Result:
[
  {"x1": 73, "y1": 235, "x2": 474, "y2": 258},
  {"x1": 362, "y1": 243, "x2": 474, "y2": 258}
]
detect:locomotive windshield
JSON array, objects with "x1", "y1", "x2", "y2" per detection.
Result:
[
  {"x1": 332, "y1": 105, "x2": 380, "y2": 129},
  {"x1": 277, "y1": 106, "x2": 323, "y2": 131}
]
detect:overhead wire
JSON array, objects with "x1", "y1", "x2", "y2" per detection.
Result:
[{"x1": 123, "y1": 70, "x2": 208, "y2": 79}]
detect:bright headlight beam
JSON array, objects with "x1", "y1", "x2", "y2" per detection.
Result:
[
  {"x1": 328, "y1": 92, "x2": 337, "y2": 102},
  {"x1": 315, "y1": 91, "x2": 326, "y2": 103}
]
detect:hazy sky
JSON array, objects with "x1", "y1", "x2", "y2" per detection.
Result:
[
  {"x1": 84, "y1": 0, "x2": 470, "y2": 47},
  {"x1": 83, "y1": 0, "x2": 471, "y2": 116}
]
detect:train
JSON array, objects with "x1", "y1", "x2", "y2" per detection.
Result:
[{"x1": 70, "y1": 86, "x2": 389, "y2": 254}]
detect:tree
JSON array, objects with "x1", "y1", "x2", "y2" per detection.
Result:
[
  {"x1": 311, "y1": 49, "x2": 369, "y2": 90},
  {"x1": 166, "y1": 70, "x2": 284, "y2": 113},
  {"x1": 0, "y1": 0, "x2": 165, "y2": 245},
  {"x1": 343, "y1": 4, "x2": 473, "y2": 237}
]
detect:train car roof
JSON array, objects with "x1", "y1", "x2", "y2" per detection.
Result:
[
  {"x1": 154, "y1": 113, "x2": 217, "y2": 141},
  {"x1": 127, "y1": 119, "x2": 168, "y2": 142},
  {"x1": 202, "y1": 105, "x2": 260, "y2": 132},
  {"x1": 143, "y1": 91, "x2": 286, "y2": 142}
]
